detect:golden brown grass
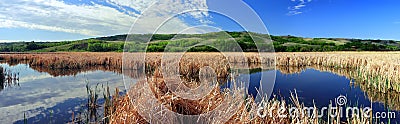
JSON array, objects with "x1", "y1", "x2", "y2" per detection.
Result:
[
  {"x1": 2, "y1": 52, "x2": 398, "y2": 92},
  {"x1": 0, "y1": 52, "x2": 123, "y2": 69}
]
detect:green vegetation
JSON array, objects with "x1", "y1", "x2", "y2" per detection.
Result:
[
  {"x1": 271, "y1": 35, "x2": 400, "y2": 52},
  {"x1": 1, "y1": 32, "x2": 399, "y2": 52},
  {"x1": 0, "y1": 40, "x2": 124, "y2": 52}
]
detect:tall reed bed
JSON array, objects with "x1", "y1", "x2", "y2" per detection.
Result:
[
  {"x1": 0, "y1": 52, "x2": 271, "y2": 78},
  {"x1": 0, "y1": 52, "x2": 123, "y2": 69},
  {"x1": 1, "y1": 52, "x2": 399, "y2": 93}
]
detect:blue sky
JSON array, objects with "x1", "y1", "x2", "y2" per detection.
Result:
[
  {"x1": 243, "y1": 0, "x2": 400, "y2": 40},
  {"x1": 0, "y1": 0, "x2": 399, "y2": 42}
]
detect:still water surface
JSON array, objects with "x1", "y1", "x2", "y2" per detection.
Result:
[
  {"x1": 1, "y1": 64, "x2": 399, "y2": 123},
  {"x1": 243, "y1": 69, "x2": 400, "y2": 123},
  {"x1": 0, "y1": 64, "x2": 126, "y2": 123}
]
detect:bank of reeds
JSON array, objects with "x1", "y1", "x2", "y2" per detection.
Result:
[
  {"x1": 0, "y1": 52, "x2": 123, "y2": 69},
  {"x1": 1, "y1": 52, "x2": 399, "y2": 93},
  {"x1": 0, "y1": 52, "x2": 400, "y2": 97},
  {"x1": 2, "y1": 52, "x2": 399, "y2": 93},
  {"x1": 0, "y1": 52, "x2": 271, "y2": 79}
]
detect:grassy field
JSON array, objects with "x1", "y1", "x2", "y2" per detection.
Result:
[
  {"x1": 1, "y1": 52, "x2": 399, "y2": 123},
  {"x1": 1, "y1": 32, "x2": 399, "y2": 52}
]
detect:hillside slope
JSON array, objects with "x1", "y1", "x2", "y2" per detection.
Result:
[{"x1": 0, "y1": 32, "x2": 399, "y2": 52}]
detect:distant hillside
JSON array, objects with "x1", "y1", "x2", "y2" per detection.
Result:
[{"x1": 0, "y1": 32, "x2": 399, "y2": 52}]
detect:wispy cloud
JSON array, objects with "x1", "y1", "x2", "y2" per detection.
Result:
[
  {"x1": 287, "y1": 0, "x2": 312, "y2": 16},
  {"x1": 394, "y1": 21, "x2": 400, "y2": 24},
  {"x1": 0, "y1": 0, "x2": 212, "y2": 37}
]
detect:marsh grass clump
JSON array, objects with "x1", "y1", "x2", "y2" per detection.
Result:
[
  {"x1": 110, "y1": 86, "x2": 372, "y2": 124},
  {"x1": 0, "y1": 66, "x2": 19, "y2": 91},
  {"x1": 69, "y1": 82, "x2": 121, "y2": 124},
  {"x1": 0, "y1": 66, "x2": 4, "y2": 91},
  {"x1": 109, "y1": 63, "x2": 370, "y2": 123},
  {"x1": 81, "y1": 82, "x2": 102, "y2": 123}
]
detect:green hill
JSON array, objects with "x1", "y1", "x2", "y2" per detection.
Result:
[{"x1": 0, "y1": 32, "x2": 399, "y2": 52}]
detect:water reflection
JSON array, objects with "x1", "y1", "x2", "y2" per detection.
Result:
[
  {"x1": 0, "y1": 63, "x2": 127, "y2": 123},
  {"x1": 272, "y1": 68, "x2": 399, "y2": 122},
  {"x1": 31, "y1": 66, "x2": 120, "y2": 77},
  {"x1": 275, "y1": 65, "x2": 400, "y2": 111}
]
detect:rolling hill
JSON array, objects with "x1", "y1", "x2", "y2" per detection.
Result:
[{"x1": 0, "y1": 32, "x2": 399, "y2": 52}]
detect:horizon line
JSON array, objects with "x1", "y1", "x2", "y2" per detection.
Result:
[{"x1": 1, "y1": 31, "x2": 399, "y2": 43}]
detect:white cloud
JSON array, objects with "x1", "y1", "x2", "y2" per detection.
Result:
[
  {"x1": 0, "y1": 0, "x2": 137, "y2": 36},
  {"x1": 0, "y1": 19, "x2": 98, "y2": 35},
  {"x1": 288, "y1": 11, "x2": 303, "y2": 15},
  {"x1": 0, "y1": 0, "x2": 211, "y2": 38},
  {"x1": 0, "y1": 40, "x2": 19, "y2": 43},
  {"x1": 287, "y1": 0, "x2": 312, "y2": 16},
  {"x1": 294, "y1": 4, "x2": 306, "y2": 9},
  {"x1": 128, "y1": 0, "x2": 211, "y2": 34},
  {"x1": 106, "y1": 0, "x2": 155, "y2": 13}
]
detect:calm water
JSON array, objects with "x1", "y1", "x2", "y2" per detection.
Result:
[
  {"x1": 244, "y1": 69, "x2": 400, "y2": 123},
  {"x1": 1, "y1": 64, "x2": 399, "y2": 123},
  {"x1": 0, "y1": 64, "x2": 127, "y2": 123}
]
